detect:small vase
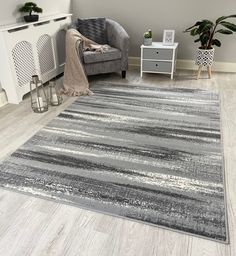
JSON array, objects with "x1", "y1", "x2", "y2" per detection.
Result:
[
  {"x1": 48, "y1": 80, "x2": 63, "y2": 106},
  {"x1": 195, "y1": 48, "x2": 215, "y2": 67},
  {"x1": 30, "y1": 75, "x2": 48, "y2": 113},
  {"x1": 143, "y1": 38, "x2": 152, "y2": 46}
]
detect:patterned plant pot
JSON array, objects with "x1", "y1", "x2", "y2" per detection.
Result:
[
  {"x1": 143, "y1": 38, "x2": 152, "y2": 46},
  {"x1": 195, "y1": 48, "x2": 215, "y2": 67}
]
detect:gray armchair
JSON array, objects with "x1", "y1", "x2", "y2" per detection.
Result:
[{"x1": 70, "y1": 18, "x2": 129, "y2": 78}]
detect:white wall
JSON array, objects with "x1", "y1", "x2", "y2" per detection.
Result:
[{"x1": 72, "y1": 0, "x2": 236, "y2": 63}]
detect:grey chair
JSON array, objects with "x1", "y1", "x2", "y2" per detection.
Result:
[{"x1": 70, "y1": 18, "x2": 129, "y2": 78}]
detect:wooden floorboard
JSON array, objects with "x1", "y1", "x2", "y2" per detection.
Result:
[{"x1": 0, "y1": 69, "x2": 235, "y2": 256}]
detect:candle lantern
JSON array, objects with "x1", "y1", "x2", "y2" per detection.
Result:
[
  {"x1": 48, "y1": 80, "x2": 63, "y2": 106},
  {"x1": 30, "y1": 75, "x2": 48, "y2": 113}
]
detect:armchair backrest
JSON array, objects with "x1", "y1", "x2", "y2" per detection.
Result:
[{"x1": 70, "y1": 18, "x2": 108, "y2": 45}]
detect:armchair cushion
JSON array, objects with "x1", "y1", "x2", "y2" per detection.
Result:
[
  {"x1": 83, "y1": 46, "x2": 121, "y2": 64},
  {"x1": 77, "y1": 18, "x2": 107, "y2": 44}
]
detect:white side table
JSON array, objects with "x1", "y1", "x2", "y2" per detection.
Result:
[{"x1": 140, "y1": 42, "x2": 178, "y2": 79}]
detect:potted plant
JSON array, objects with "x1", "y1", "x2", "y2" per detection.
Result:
[
  {"x1": 143, "y1": 29, "x2": 152, "y2": 46},
  {"x1": 184, "y1": 15, "x2": 236, "y2": 78},
  {"x1": 19, "y1": 2, "x2": 43, "y2": 23}
]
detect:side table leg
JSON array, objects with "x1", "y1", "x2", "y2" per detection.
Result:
[
  {"x1": 197, "y1": 65, "x2": 202, "y2": 80},
  {"x1": 207, "y1": 66, "x2": 212, "y2": 79}
]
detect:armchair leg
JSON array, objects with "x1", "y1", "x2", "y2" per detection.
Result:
[{"x1": 122, "y1": 71, "x2": 126, "y2": 79}]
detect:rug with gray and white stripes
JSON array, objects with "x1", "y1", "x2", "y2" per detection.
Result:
[{"x1": 0, "y1": 83, "x2": 228, "y2": 242}]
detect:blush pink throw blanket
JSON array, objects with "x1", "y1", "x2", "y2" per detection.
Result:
[{"x1": 62, "y1": 29, "x2": 109, "y2": 96}]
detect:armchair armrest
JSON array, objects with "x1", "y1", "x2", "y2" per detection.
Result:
[{"x1": 106, "y1": 19, "x2": 129, "y2": 70}]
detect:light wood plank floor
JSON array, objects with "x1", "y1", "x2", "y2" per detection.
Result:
[{"x1": 0, "y1": 68, "x2": 235, "y2": 256}]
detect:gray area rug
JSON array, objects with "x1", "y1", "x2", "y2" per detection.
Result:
[{"x1": 0, "y1": 83, "x2": 228, "y2": 242}]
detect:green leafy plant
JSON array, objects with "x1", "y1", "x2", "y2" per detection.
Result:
[
  {"x1": 184, "y1": 15, "x2": 236, "y2": 49},
  {"x1": 19, "y1": 2, "x2": 43, "y2": 16},
  {"x1": 144, "y1": 29, "x2": 152, "y2": 38}
]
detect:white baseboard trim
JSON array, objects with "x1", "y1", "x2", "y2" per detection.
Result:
[
  {"x1": 0, "y1": 90, "x2": 8, "y2": 107},
  {"x1": 129, "y1": 57, "x2": 236, "y2": 73},
  {"x1": 128, "y1": 57, "x2": 140, "y2": 68},
  {"x1": 0, "y1": 57, "x2": 234, "y2": 108}
]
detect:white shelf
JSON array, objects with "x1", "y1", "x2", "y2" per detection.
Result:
[
  {"x1": 0, "y1": 13, "x2": 72, "y2": 32},
  {"x1": 141, "y1": 42, "x2": 178, "y2": 50}
]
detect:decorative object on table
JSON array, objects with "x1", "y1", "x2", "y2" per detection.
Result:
[
  {"x1": 48, "y1": 80, "x2": 63, "y2": 106},
  {"x1": 162, "y1": 30, "x2": 175, "y2": 46},
  {"x1": 143, "y1": 29, "x2": 152, "y2": 46},
  {"x1": 19, "y1": 2, "x2": 43, "y2": 23},
  {"x1": 184, "y1": 14, "x2": 236, "y2": 79},
  {"x1": 140, "y1": 42, "x2": 178, "y2": 79},
  {"x1": 0, "y1": 83, "x2": 228, "y2": 243},
  {"x1": 30, "y1": 75, "x2": 48, "y2": 113}
]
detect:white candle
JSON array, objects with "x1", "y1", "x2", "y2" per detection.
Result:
[
  {"x1": 36, "y1": 97, "x2": 44, "y2": 111},
  {"x1": 52, "y1": 94, "x2": 58, "y2": 104}
]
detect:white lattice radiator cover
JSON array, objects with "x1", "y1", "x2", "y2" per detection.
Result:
[{"x1": 0, "y1": 13, "x2": 72, "y2": 104}]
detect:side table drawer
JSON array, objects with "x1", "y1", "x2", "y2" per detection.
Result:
[
  {"x1": 142, "y1": 61, "x2": 172, "y2": 73},
  {"x1": 143, "y1": 48, "x2": 173, "y2": 60}
]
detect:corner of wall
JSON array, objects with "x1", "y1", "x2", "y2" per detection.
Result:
[{"x1": 0, "y1": 90, "x2": 8, "y2": 107}]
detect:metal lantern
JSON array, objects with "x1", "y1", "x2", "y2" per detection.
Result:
[
  {"x1": 48, "y1": 80, "x2": 63, "y2": 106},
  {"x1": 30, "y1": 75, "x2": 48, "y2": 113}
]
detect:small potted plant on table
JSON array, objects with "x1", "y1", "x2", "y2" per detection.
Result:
[
  {"x1": 19, "y1": 2, "x2": 43, "y2": 23},
  {"x1": 184, "y1": 15, "x2": 236, "y2": 79},
  {"x1": 143, "y1": 29, "x2": 152, "y2": 46}
]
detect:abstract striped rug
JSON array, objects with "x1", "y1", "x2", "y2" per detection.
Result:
[{"x1": 0, "y1": 83, "x2": 228, "y2": 242}]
